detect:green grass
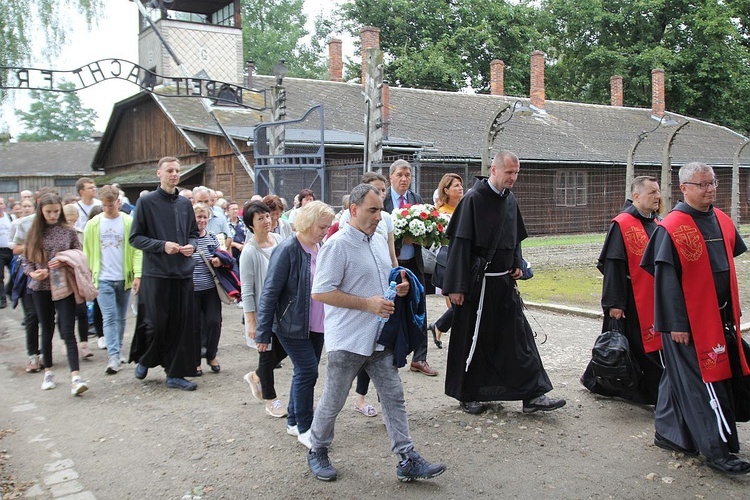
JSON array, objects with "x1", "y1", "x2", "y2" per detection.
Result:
[
  {"x1": 517, "y1": 266, "x2": 602, "y2": 310},
  {"x1": 524, "y1": 233, "x2": 605, "y2": 248}
]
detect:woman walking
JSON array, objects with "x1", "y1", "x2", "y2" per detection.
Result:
[
  {"x1": 23, "y1": 193, "x2": 89, "y2": 395},
  {"x1": 255, "y1": 201, "x2": 334, "y2": 448},
  {"x1": 241, "y1": 201, "x2": 288, "y2": 417}
]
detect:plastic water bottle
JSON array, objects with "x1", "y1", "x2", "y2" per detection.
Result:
[
  {"x1": 48, "y1": 258, "x2": 65, "y2": 289},
  {"x1": 378, "y1": 281, "x2": 398, "y2": 323}
]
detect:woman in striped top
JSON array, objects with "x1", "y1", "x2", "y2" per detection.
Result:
[{"x1": 191, "y1": 203, "x2": 223, "y2": 375}]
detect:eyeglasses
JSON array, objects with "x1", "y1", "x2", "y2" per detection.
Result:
[{"x1": 683, "y1": 179, "x2": 718, "y2": 190}]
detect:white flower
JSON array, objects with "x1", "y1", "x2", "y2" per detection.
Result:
[{"x1": 408, "y1": 218, "x2": 427, "y2": 236}]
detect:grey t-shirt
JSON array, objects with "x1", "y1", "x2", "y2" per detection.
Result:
[{"x1": 312, "y1": 223, "x2": 391, "y2": 356}]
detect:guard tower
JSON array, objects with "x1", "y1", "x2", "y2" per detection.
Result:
[{"x1": 137, "y1": 0, "x2": 243, "y2": 85}]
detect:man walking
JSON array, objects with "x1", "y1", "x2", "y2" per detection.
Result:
[
  {"x1": 74, "y1": 177, "x2": 102, "y2": 232},
  {"x1": 306, "y1": 183, "x2": 446, "y2": 482},
  {"x1": 382, "y1": 159, "x2": 436, "y2": 377},
  {"x1": 84, "y1": 185, "x2": 142, "y2": 374},
  {"x1": 581, "y1": 175, "x2": 664, "y2": 404},
  {"x1": 442, "y1": 151, "x2": 565, "y2": 415},
  {"x1": 642, "y1": 162, "x2": 750, "y2": 475},
  {"x1": 0, "y1": 197, "x2": 12, "y2": 308},
  {"x1": 129, "y1": 156, "x2": 200, "y2": 391}
]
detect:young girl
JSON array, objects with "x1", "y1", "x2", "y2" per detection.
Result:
[{"x1": 23, "y1": 193, "x2": 88, "y2": 395}]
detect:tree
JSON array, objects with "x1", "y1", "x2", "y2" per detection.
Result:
[
  {"x1": 241, "y1": 0, "x2": 330, "y2": 79},
  {"x1": 16, "y1": 81, "x2": 98, "y2": 141},
  {"x1": 339, "y1": 0, "x2": 543, "y2": 93},
  {"x1": 540, "y1": 0, "x2": 750, "y2": 132},
  {"x1": 1, "y1": 0, "x2": 102, "y2": 67}
]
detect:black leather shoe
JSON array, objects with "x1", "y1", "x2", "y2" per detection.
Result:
[
  {"x1": 134, "y1": 363, "x2": 148, "y2": 380},
  {"x1": 428, "y1": 323, "x2": 442, "y2": 349},
  {"x1": 653, "y1": 432, "x2": 698, "y2": 456},
  {"x1": 460, "y1": 401, "x2": 485, "y2": 414},
  {"x1": 705, "y1": 454, "x2": 750, "y2": 475}
]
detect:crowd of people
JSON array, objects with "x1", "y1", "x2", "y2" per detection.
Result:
[{"x1": 3, "y1": 152, "x2": 749, "y2": 480}]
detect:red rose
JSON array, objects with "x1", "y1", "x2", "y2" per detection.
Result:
[
  {"x1": 437, "y1": 223, "x2": 444, "y2": 232},
  {"x1": 419, "y1": 212, "x2": 429, "y2": 220},
  {"x1": 400, "y1": 209, "x2": 410, "y2": 217},
  {"x1": 431, "y1": 210, "x2": 439, "y2": 217}
]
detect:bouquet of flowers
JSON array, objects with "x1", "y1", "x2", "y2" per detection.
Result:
[{"x1": 391, "y1": 203, "x2": 451, "y2": 248}]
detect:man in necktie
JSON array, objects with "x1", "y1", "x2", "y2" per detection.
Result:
[{"x1": 383, "y1": 159, "x2": 437, "y2": 377}]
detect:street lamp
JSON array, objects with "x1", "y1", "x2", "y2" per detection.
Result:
[
  {"x1": 624, "y1": 114, "x2": 678, "y2": 199},
  {"x1": 481, "y1": 100, "x2": 533, "y2": 176}
]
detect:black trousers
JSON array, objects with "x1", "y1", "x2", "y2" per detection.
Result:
[
  {"x1": 22, "y1": 292, "x2": 40, "y2": 356},
  {"x1": 33, "y1": 291, "x2": 79, "y2": 372},
  {"x1": 255, "y1": 333, "x2": 288, "y2": 400},
  {"x1": 435, "y1": 306, "x2": 454, "y2": 333},
  {"x1": 194, "y1": 287, "x2": 223, "y2": 362},
  {"x1": 0, "y1": 247, "x2": 12, "y2": 299}
]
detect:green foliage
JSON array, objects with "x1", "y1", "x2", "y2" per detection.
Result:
[
  {"x1": 339, "y1": 0, "x2": 543, "y2": 92},
  {"x1": 241, "y1": 0, "x2": 331, "y2": 79},
  {"x1": 0, "y1": 0, "x2": 102, "y2": 67},
  {"x1": 516, "y1": 265, "x2": 602, "y2": 310},
  {"x1": 16, "y1": 81, "x2": 98, "y2": 141}
]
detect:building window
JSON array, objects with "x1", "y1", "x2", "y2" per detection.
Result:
[
  {"x1": 0, "y1": 180, "x2": 19, "y2": 192},
  {"x1": 212, "y1": 4, "x2": 235, "y2": 26},
  {"x1": 555, "y1": 171, "x2": 588, "y2": 207},
  {"x1": 54, "y1": 178, "x2": 78, "y2": 187}
]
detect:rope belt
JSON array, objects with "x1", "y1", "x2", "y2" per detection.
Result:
[{"x1": 465, "y1": 270, "x2": 509, "y2": 372}]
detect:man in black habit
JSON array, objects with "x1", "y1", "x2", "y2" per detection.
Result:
[
  {"x1": 581, "y1": 175, "x2": 664, "y2": 404},
  {"x1": 129, "y1": 156, "x2": 200, "y2": 391},
  {"x1": 441, "y1": 151, "x2": 566, "y2": 415},
  {"x1": 641, "y1": 162, "x2": 750, "y2": 475}
]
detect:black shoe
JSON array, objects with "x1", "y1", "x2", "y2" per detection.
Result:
[
  {"x1": 428, "y1": 323, "x2": 442, "y2": 349},
  {"x1": 522, "y1": 395, "x2": 566, "y2": 413},
  {"x1": 209, "y1": 362, "x2": 221, "y2": 373},
  {"x1": 0, "y1": 298, "x2": 6, "y2": 309},
  {"x1": 166, "y1": 377, "x2": 197, "y2": 391},
  {"x1": 275, "y1": 362, "x2": 283, "y2": 369},
  {"x1": 460, "y1": 401, "x2": 485, "y2": 414},
  {"x1": 307, "y1": 448, "x2": 337, "y2": 481},
  {"x1": 397, "y1": 450, "x2": 447, "y2": 482},
  {"x1": 134, "y1": 363, "x2": 148, "y2": 380},
  {"x1": 705, "y1": 454, "x2": 750, "y2": 475},
  {"x1": 705, "y1": 453, "x2": 750, "y2": 475},
  {"x1": 194, "y1": 368, "x2": 203, "y2": 377},
  {"x1": 653, "y1": 432, "x2": 698, "y2": 456}
]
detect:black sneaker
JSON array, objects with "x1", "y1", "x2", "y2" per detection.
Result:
[
  {"x1": 166, "y1": 377, "x2": 197, "y2": 391},
  {"x1": 307, "y1": 448, "x2": 337, "y2": 481},
  {"x1": 522, "y1": 394, "x2": 566, "y2": 413},
  {"x1": 397, "y1": 450, "x2": 446, "y2": 482}
]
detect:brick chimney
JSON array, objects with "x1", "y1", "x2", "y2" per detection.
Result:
[
  {"x1": 530, "y1": 50, "x2": 546, "y2": 110},
  {"x1": 490, "y1": 59, "x2": 504, "y2": 96},
  {"x1": 651, "y1": 68, "x2": 665, "y2": 117},
  {"x1": 360, "y1": 26, "x2": 381, "y2": 84},
  {"x1": 610, "y1": 75, "x2": 623, "y2": 107},
  {"x1": 328, "y1": 38, "x2": 343, "y2": 82}
]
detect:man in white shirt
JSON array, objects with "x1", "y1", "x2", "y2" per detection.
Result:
[{"x1": 74, "y1": 177, "x2": 102, "y2": 231}]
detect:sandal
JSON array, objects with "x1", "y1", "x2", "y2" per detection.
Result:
[{"x1": 354, "y1": 403, "x2": 378, "y2": 417}]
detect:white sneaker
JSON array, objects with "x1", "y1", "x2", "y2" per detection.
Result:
[
  {"x1": 286, "y1": 425, "x2": 299, "y2": 437},
  {"x1": 297, "y1": 429, "x2": 312, "y2": 449},
  {"x1": 243, "y1": 372, "x2": 263, "y2": 401},
  {"x1": 105, "y1": 355, "x2": 121, "y2": 374},
  {"x1": 41, "y1": 371, "x2": 55, "y2": 390},
  {"x1": 120, "y1": 354, "x2": 128, "y2": 364},
  {"x1": 97, "y1": 337, "x2": 107, "y2": 349},
  {"x1": 71, "y1": 375, "x2": 88, "y2": 396}
]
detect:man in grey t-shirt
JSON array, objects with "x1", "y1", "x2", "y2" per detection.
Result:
[{"x1": 306, "y1": 183, "x2": 446, "y2": 483}]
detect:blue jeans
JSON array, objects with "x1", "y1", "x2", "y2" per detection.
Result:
[
  {"x1": 276, "y1": 332, "x2": 325, "y2": 433},
  {"x1": 310, "y1": 349, "x2": 413, "y2": 455},
  {"x1": 97, "y1": 280, "x2": 130, "y2": 357}
]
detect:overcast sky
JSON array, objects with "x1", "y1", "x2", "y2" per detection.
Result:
[{"x1": 2, "y1": 0, "x2": 353, "y2": 139}]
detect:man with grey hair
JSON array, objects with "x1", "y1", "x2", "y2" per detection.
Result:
[
  {"x1": 382, "y1": 159, "x2": 436, "y2": 376},
  {"x1": 192, "y1": 186, "x2": 230, "y2": 239},
  {"x1": 306, "y1": 183, "x2": 446, "y2": 482},
  {"x1": 442, "y1": 151, "x2": 565, "y2": 415},
  {"x1": 642, "y1": 162, "x2": 750, "y2": 475},
  {"x1": 582, "y1": 175, "x2": 663, "y2": 404}
]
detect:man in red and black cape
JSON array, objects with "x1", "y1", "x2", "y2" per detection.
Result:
[
  {"x1": 581, "y1": 175, "x2": 664, "y2": 404},
  {"x1": 441, "y1": 151, "x2": 565, "y2": 415},
  {"x1": 641, "y1": 162, "x2": 750, "y2": 475}
]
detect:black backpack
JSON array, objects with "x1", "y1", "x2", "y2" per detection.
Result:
[{"x1": 590, "y1": 320, "x2": 641, "y2": 392}]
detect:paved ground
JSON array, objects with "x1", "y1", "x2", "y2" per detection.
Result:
[{"x1": 2, "y1": 293, "x2": 750, "y2": 499}]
